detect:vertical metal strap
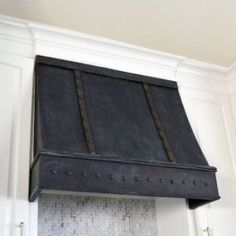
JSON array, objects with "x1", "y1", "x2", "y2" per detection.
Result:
[
  {"x1": 143, "y1": 83, "x2": 176, "y2": 163},
  {"x1": 74, "y1": 70, "x2": 96, "y2": 154}
]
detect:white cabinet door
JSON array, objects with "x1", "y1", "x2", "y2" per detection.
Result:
[
  {"x1": 179, "y1": 87, "x2": 236, "y2": 236},
  {"x1": 0, "y1": 53, "x2": 37, "y2": 236}
]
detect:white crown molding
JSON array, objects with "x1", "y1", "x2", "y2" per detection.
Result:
[
  {"x1": 226, "y1": 62, "x2": 236, "y2": 94},
  {"x1": 0, "y1": 14, "x2": 233, "y2": 94},
  {"x1": 178, "y1": 59, "x2": 227, "y2": 81},
  {"x1": 226, "y1": 62, "x2": 236, "y2": 81}
]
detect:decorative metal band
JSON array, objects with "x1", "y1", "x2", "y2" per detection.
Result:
[
  {"x1": 74, "y1": 70, "x2": 96, "y2": 154},
  {"x1": 143, "y1": 83, "x2": 176, "y2": 163}
]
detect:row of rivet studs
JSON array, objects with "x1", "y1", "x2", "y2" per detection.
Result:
[{"x1": 50, "y1": 169, "x2": 208, "y2": 186}]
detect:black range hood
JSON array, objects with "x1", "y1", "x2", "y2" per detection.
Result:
[{"x1": 29, "y1": 56, "x2": 220, "y2": 209}]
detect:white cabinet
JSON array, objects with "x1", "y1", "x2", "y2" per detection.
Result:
[
  {"x1": 0, "y1": 53, "x2": 36, "y2": 236},
  {"x1": 178, "y1": 87, "x2": 236, "y2": 236}
]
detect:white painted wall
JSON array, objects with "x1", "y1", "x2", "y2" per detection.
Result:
[{"x1": 1, "y1": 14, "x2": 236, "y2": 236}]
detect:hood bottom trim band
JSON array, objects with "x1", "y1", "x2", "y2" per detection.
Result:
[{"x1": 30, "y1": 154, "x2": 220, "y2": 209}]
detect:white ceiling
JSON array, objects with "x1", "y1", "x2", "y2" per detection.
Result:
[{"x1": 0, "y1": 0, "x2": 236, "y2": 66}]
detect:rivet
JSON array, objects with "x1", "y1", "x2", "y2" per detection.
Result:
[
  {"x1": 182, "y1": 180, "x2": 186, "y2": 185},
  {"x1": 170, "y1": 179, "x2": 174, "y2": 184},
  {"x1": 81, "y1": 171, "x2": 87, "y2": 177},
  {"x1": 122, "y1": 176, "x2": 127, "y2": 181},
  {"x1": 147, "y1": 177, "x2": 152, "y2": 183},
  {"x1": 109, "y1": 174, "x2": 114, "y2": 180},
  {"x1": 204, "y1": 182, "x2": 208, "y2": 186},
  {"x1": 51, "y1": 169, "x2": 57, "y2": 175},
  {"x1": 65, "y1": 171, "x2": 72, "y2": 176},
  {"x1": 95, "y1": 173, "x2": 101, "y2": 179},
  {"x1": 83, "y1": 117, "x2": 88, "y2": 122},
  {"x1": 134, "y1": 176, "x2": 139, "y2": 182}
]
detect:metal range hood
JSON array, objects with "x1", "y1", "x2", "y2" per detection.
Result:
[{"x1": 29, "y1": 56, "x2": 220, "y2": 209}]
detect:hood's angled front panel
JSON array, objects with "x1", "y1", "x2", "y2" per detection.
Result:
[
  {"x1": 34, "y1": 64, "x2": 88, "y2": 154},
  {"x1": 30, "y1": 56, "x2": 220, "y2": 209}
]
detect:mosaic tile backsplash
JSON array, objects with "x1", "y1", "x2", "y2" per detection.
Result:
[{"x1": 38, "y1": 193, "x2": 158, "y2": 236}]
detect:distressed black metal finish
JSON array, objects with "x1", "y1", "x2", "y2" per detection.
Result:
[{"x1": 30, "y1": 56, "x2": 220, "y2": 209}]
